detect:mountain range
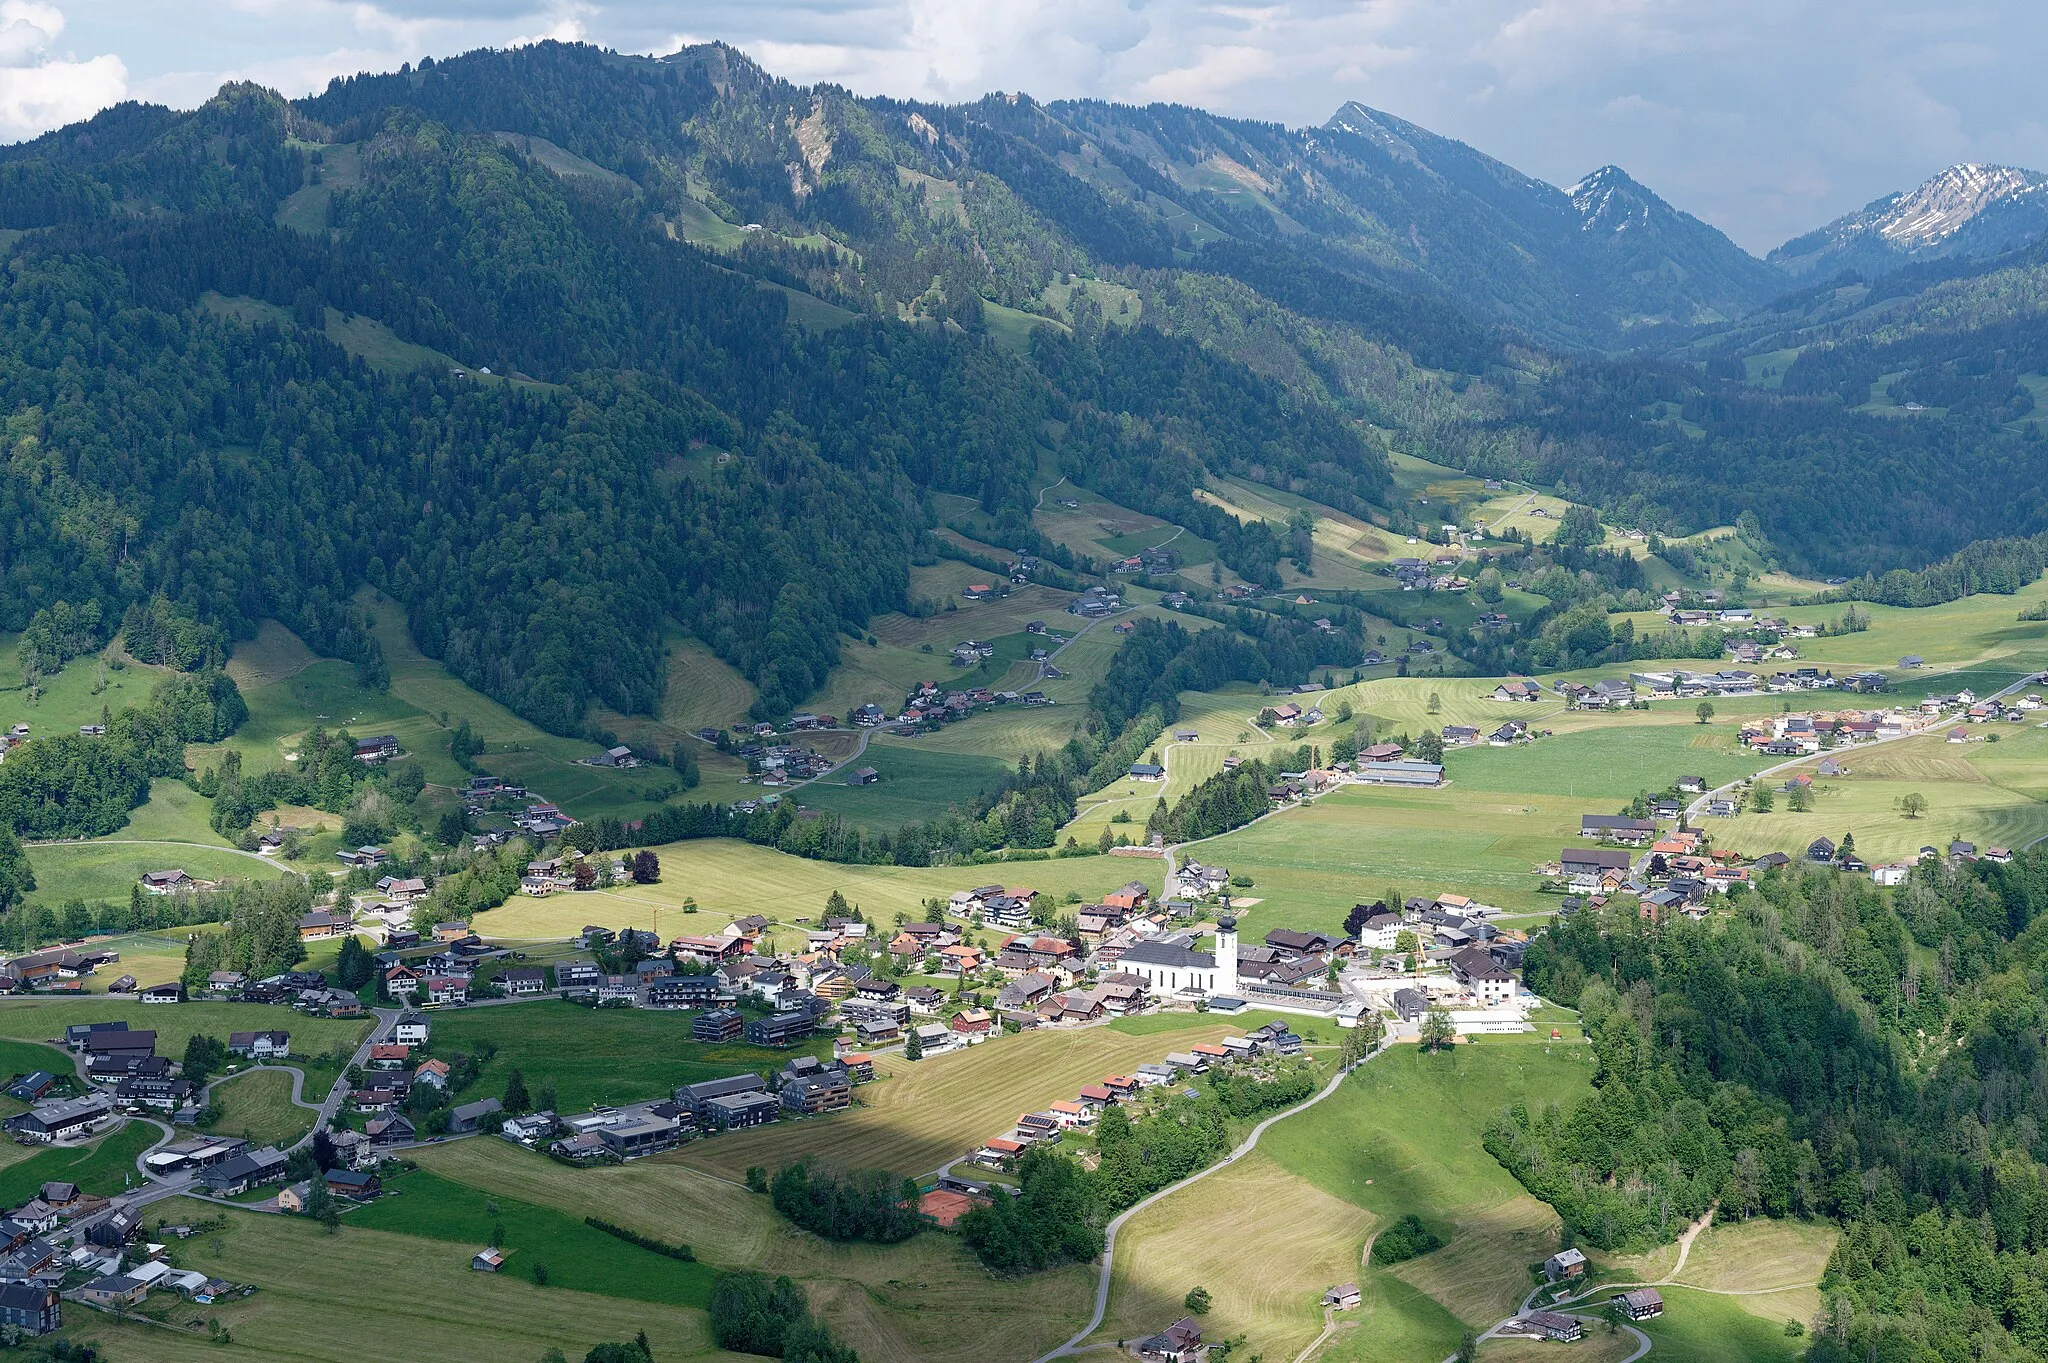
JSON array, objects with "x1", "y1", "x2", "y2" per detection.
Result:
[
  {"x1": 0, "y1": 39, "x2": 2045, "y2": 739},
  {"x1": 1769, "y1": 163, "x2": 2048, "y2": 280}
]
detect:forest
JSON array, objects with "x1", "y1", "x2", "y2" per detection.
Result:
[
  {"x1": 1511, "y1": 855, "x2": 2048, "y2": 1360},
  {"x1": 0, "y1": 41, "x2": 2041, "y2": 757}
]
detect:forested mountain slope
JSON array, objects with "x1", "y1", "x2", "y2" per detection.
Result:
[{"x1": 1, "y1": 41, "x2": 2046, "y2": 739}]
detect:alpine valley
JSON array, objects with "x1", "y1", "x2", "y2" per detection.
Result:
[{"x1": 1, "y1": 37, "x2": 2048, "y2": 1363}]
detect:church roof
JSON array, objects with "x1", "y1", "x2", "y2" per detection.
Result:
[{"x1": 1118, "y1": 940, "x2": 1216, "y2": 970}]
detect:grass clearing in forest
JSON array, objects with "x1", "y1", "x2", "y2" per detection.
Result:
[{"x1": 1629, "y1": 1285, "x2": 1806, "y2": 1363}]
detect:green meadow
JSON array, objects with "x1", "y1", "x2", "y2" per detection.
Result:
[
  {"x1": 352, "y1": 1168, "x2": 718, "y2": 1305},
  {"x1": 418, "y1": 1001, "x2": 830, "y2": 1112}
]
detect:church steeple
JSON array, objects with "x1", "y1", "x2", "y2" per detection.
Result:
[{"x1": 1214, "y1": 912, "x2": 1239, "y2": 992}]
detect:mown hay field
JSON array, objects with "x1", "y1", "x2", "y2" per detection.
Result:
[
  {"x1": 410, "y1": 1139, "x2": 1097, "y2": 1363},
  {"x1": 59, "y1": 1194, "x2": 743, "y2": 1363},
  {"x1": 470, "y1": 837, "x2": 1163, "y2": 941},
  {"x1": 1192, "y1": 784, "x2": 1585, "y2": 924},
  {"x1": 1716, "y1": 726, "x2": 2048, "y2": 864},
  {"x1": 1095, "y1": 1149, "x2": 1372, "y2": 1360},
  {"x1": 678, "y1": 1021, "x2": 1242, "y2": 1182},
  {"x1": 1260, "y1": 1037, "x2": 1596, "y2": 1342}
]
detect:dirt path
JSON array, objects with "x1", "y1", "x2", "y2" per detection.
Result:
[
  {"x1": 24, "y1": 838, "x2": 286, "y2": 870},
  {"x1": 1664, "y1": 1205, "x2": 1715, "y2": 1280}
]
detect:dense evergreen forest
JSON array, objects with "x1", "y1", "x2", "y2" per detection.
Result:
[
  {"x1": 0, "y1": 40, "x2": 2044, "y2": 748},
  {"x1": 1511, "y1": 855, "x2": 2048, "y2": 1361}
]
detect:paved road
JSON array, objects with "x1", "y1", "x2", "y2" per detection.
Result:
[
  {"x1": 1029, "y1": 1034, "x2": 1391, "y2": 1363},
  {"x1": 291, "y1": 1007, "x2": 401, "y2": 1151}
]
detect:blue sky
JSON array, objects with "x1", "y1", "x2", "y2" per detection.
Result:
[{"x1": 7, "y1": 0, "x2": 2046, "y2": 252}]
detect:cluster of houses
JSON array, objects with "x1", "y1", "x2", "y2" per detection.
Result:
[
  {"x1": 1386, "y1": 553, "x2": 1470, "y2": 593},
  {"x1": 1068, "y1": 585, "x2": 1123, "y2": 619},
  {"x1": 0, "y1": 1177, "x2": 242, "y2": 1337},
  {"x1": 968, "y1": 1023, "x2": 1305, "y2": 1175},
  {"x1": 895, "y1": 679, "x2": 1055, "y2": 733},
  {"x1": 0, "y1": 944, "x2": 126, "y2": 995},
  {"x1": 505, "y1": 1052, "x2": 883, "y2": 1163},
  {"x1": 0, "y1": 1022, "x2": 305, "y2": 1129},
  {"x1": 747, "y1": 744, "x2": 837, "y2": 787}
]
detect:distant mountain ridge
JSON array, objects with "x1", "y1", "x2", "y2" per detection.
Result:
[
  {"x1": 1770, "y1": 162, "x2": 2048, "y2": 278},
  {"x1": 1302, "y1": 103, "x2": 1783, "y2": 333}
]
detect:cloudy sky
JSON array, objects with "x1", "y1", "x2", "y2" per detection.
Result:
[{"x1": 9, "y1": 0, "x2": 2046, "y2": 252}]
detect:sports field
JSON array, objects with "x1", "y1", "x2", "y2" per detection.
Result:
[
  {"x1": 677, "y1": 1021, "x2": 1243, "y2": 1181},
  {"x1": 57, "y1": 1193, "x2": 732, "y2": 1363}
]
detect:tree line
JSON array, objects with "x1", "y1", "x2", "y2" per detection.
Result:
[{"x1": 1508, "y1": 855, "x2": 2048, "y2": 1359}]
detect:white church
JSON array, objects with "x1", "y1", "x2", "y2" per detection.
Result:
[{"x1": 1115, "y1": 914, "x2": 1241, "y2": 997}]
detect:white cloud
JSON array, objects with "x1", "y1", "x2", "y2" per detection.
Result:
[{"x1": 0, "y1": 2, "x2": 126, "y2": 141}]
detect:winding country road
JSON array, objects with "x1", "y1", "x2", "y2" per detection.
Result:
[{"x1": 1028, "y1": 1034, "x2": 1391, "y2": 1363}]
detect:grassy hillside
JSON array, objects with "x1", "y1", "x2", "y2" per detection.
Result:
[
  {"x1": 677, "y1": 1020, "x2": 1244, "y2": 1181},
  {"x1": 421, "y1": 1002, "x2": 831, "y2": 1112},
  {"x1": 410, "y1": 1139, "x2": 1094, "y2": 1363},
  {"x1": 470, "y1": 837, "x2": 1161, "y2": 941},
  {"x1": 1261, "y1": 1037, "x2": 1595, "y2": 1349},
  {"x1": 0, "y1": 999, "x2": 368, "y2": 1058},
  {"x1": 58, "y1": 1193, "x2": 732, "y2": 1363}
]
